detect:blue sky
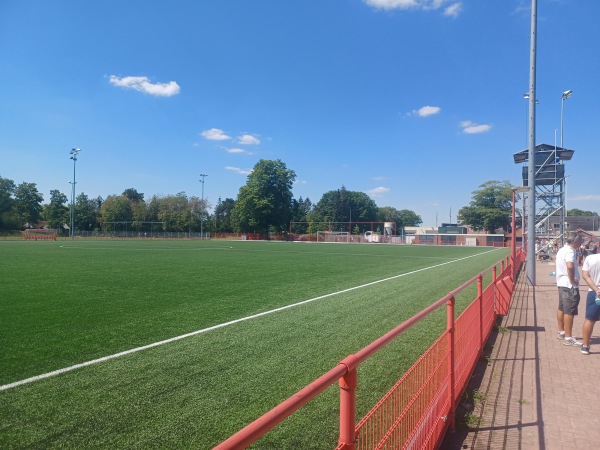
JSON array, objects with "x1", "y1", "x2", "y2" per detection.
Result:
[{"x1": 1, "y1": 0, "x2": 598, "y2": 226}]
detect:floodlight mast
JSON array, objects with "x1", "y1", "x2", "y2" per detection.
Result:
[
  {"x1": 559, "y1": 90, "x2": 572, "y2": 247},
  {"x1": 526, "y1": 0, "x2": 537, "y2": 286},
  {"x1": 199, "y1": 174, "x2": 208, "y2": 239},
  {"x1": 69, "y1": 148, "x2": 81, "y2": 240}
]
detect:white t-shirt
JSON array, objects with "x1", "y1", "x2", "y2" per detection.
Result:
[
  {"x1": 555, "y1": 244, "x2": 579, "y2": 288},
  {"x1": 582, "y1": 253, "x2": 600, "y2": 292}
]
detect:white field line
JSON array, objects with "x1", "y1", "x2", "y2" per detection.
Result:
[{"x1": 1, "y1": 249, "x2": 499, "y2": 392}]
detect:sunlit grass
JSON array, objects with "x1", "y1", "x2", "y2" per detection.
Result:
[{"x1": 0, "y1": 240, "x2": 508, "y2": 448}]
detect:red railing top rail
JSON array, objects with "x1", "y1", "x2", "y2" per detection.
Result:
[
  {"x1": 215, "y1": 294, "x2": 454, "y2": 450},
  {"x1": 214, "y1": 254, "x2": 512, "y2": 449}
]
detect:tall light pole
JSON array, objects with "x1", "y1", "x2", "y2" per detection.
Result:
[
  {"x1": 69, "y1": 148, "x2": 81, "y2": 240},
  {"x1": 560, "y1": 90, "x2": 573, "y2": 148},
  {"x1": 526, "y1": 0, "x2": 538, "y2": 286},
  {"x1": 559, "y1": 90, "x2": 572, "y2": 248},
  {"x1": 199, "y1": 174, "x2": 207, "y2": 239}
]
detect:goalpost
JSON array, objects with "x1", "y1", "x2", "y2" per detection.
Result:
[
  {"x1": 22, "y1": 229, "x2": 57, "y2": 241},
  {"x1": 316, "y1": 231, "x2": 350, "y2": 243}
]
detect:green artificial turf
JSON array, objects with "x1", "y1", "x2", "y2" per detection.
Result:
[{"x1": 0, "y1": 240, "x2": 509, "y2": 449}]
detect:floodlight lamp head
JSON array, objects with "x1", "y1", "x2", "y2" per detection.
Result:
[{"x1": 562, "y1": 90, "x2": 573, "y2": 100}]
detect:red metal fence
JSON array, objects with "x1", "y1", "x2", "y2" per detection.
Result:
[{"x1": 215, "y1": 249, "x2": 525, "y2": 449}]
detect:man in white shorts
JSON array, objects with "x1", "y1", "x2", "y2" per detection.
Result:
[
  {"x1": 580, "y1": 250, "x2": 600, "y2": 355},
  {"x1": 555, "y1": 233, "x2": 583, "y2": 346}
]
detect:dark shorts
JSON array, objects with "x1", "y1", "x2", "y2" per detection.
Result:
[
  {"x1": 585, "y1": 291, "x2": 600, "y2": 322},
  {"x1": 558, "y1": 286, "x2": 580, "y2": 316}
]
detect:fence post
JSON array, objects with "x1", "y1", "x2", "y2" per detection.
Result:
[
  {"x1": 478, "y1": 275, "x2": 483, "y2": 358},
  {"x1": 492, "y1": 265, "x2": 497, "y2": 314},
  {"x1": 338, "y1": 367, "x2": 358, "y2": 450},
  {"x1": 446, "y1": 296, "x2": 456, "y2": 432}
]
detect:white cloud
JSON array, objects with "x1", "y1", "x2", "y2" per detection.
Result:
[
  {"x1": 109, "y1": 75, "x2": 180, "y2": 97},
  {"x1": 364, "y1": 0, "x2": 462, "y2": 16},
  {"x1": 444, "y1": 2, "x2": 462, "y2": 17},
  {"x1": 226, "y1": 148, "x2": 254, "y2": 155},
  {"x1": 364, "y1": 0, "x2": 419, "y2": 9},
  {"x1": 412, "y1": 105, "x2": 441, "y2": 117},
  {"x1": 460, "y1": 120, "x2": 492, "y2": 134},
  {"x1": 225, "y1": 166, "x2": 252, "y2": 175},
  {"x1": 367, "y1": 186, "x2": 391, "y2": 197},
  {"x1": 372, "y1": 176, "x2": 386, "y2": 181},
  {"x1": 238, "y1": 134, "x2": 260, "y2": 145},
  {"x1": 202, "y1": 128, "x2": 231, "y2": 141}
]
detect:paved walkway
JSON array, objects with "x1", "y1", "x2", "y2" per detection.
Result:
[{"x1": 442, "y1": 259, "x2": 600, "y2": 449}]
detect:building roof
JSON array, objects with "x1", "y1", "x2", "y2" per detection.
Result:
[{"x1": 513, "y1": 143, "x2": 574, "y2": 164}]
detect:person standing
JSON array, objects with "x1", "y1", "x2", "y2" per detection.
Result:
[
  {"x1": 580, "y1": 250, "x2": 600, "y2": 354},
  {"x1": 555, "y1": 233, "x2": 583, "y2": 345}
]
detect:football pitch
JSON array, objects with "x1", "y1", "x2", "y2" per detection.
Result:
[{"x1": 0, "y1": 240, "x2": 509, "y2": 449}]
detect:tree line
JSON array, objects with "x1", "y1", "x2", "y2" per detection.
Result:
[
  {"x1": 4, "y1": 167, "x2": 597, "y2": 236},
  {"x1": 0, "y1": 160, "x2": 423, "y2": 236}
]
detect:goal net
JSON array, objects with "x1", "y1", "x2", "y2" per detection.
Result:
[
  {"x1": 316, "y1": 231, "x2": 350, "y2": 243},
  {"x1": 22, "y1": 229, "x2": 57, "y2": 241}
]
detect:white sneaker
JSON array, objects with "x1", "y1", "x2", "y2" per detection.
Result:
[{"x1": 563, "y1": 337, "x2": 583, "y2": 346}]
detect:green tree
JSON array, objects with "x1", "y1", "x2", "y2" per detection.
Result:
[
  {"x1": 311, "y1": 186, "x2": 378, "y2": 232},
  {"x1": 122, "y1": 188, "x2": 144, "y2": 203},
  {"x1": 290, "y1": 197, "x2": 313, "y2": 234},
  {"x1": 43, "y1": 190, "x2": 69, "y2": 230},
  {"x1": 188, "y1": 195, "x2": 209, "y2": 232},
  {"x1": 156, "y1": 192, "x2": 191, "y2": 232},
  {"x1": 213, "y1": 198, "x2": 236, "y2": 232},
  {"x1": 13, "y1": 182, "x2": 44, "y2": 228},
  {"x1": 312, "y1": 186, "x2": 350, "y2": 223},
  {"x1": 567, "y1": 208, "x2": 599, "y2": 217},
  {"x1": 348, "y1": 191, "x2": 378, "y2": 223},
  {"x1": 0, "y1": 176, "x2": 17, "y2": 230},
  {"x1": 75, "y1": 193, "x2": 101, "y2": 231},
  {"x1": 99, "y1": 195, "x2": 133, "y2": 231},
  {"x1": 377, "y1": 206, "x2": 422, "y2": 231},
  {"x1": 232, "y1": 159, "x2": 296, "y2": 234},
  {"x1": 146, "y1": 195, "x2": 161, "y2": 225},
  {"x1": 397, "y1": 209, "x2": 422, "y2": 227},
  {"x1": 458, "y1": 180, "x2": 512, "y2": 232}
]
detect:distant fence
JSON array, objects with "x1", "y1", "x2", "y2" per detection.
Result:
[
  {"x1": 55, "y1": 231, "x2": 271, "y2": 240},
  {"x1": 21, "y1": 229, "x2": 57, "y2": 241},
  {"x1": 215, "y1": 249, "x2": 525, "y2": 449},
  {"x1": 55, "y1": 230, "x2": 211, "y2": 240}
]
